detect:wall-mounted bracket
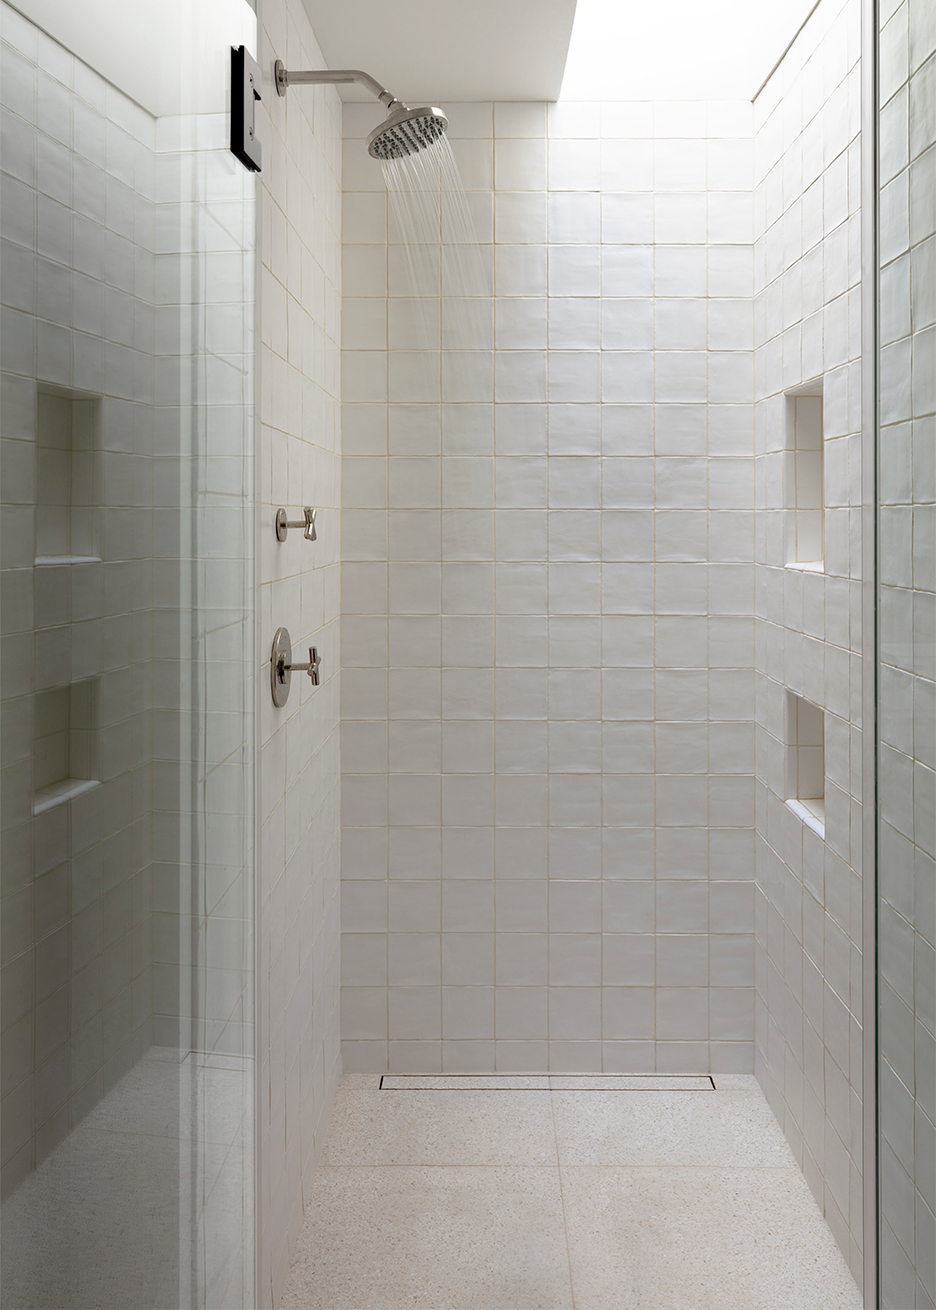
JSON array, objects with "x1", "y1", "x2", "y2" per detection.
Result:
[
  {"x1": 273, "y1": 59, "x2": 399, "y2": 110},
  {"x1": 231, "y1": 45, "x2": 262, "y2": 173}
]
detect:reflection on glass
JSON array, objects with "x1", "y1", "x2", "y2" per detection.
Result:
[
  {"x1": 0, "y1": 2, "x2": 256, "y2": 1306},
  {"x1": 876, "y1": 0, "x2": 936, "y2": 1304}
]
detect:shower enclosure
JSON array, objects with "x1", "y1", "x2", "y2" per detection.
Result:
[
  {"x1": 0, "y1": 0, "x2": 934, "y2": 1304},
  {"x1": 0, "y1": 1, "x2": 257, "y2": 1306}
]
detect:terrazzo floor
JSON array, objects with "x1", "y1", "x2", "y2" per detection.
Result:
[
  {"x1": 282, "y1": 1073, "x2": 864, "y2": 1310},
  {"x1": 1, "y1": 1048, "x2": 252, "y2": 1310}
]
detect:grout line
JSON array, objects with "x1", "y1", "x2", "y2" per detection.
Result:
[
  {"x1": 752, "y1": 0, "x2": 825, "y2": 102},
  {"x1": 551, "y1": 1090, "x2": 578, "y2": 1310}
]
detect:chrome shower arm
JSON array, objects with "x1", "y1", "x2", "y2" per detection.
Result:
[{"x1": 274, "y1": 60, "x2": 405, "y2": 111}]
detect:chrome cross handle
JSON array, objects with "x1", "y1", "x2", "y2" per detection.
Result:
[
  {"x1": 285, "y1": 646, "x2": 321, "y2": 685},
  {"x1": 270, "y1": 627, "x2": 321, "y2": 706},
  {"x1": 275, "y1": 507, "x2": 317, "y2": 541}
]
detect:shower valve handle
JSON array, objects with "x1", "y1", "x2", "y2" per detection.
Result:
[
  {"x1": 284, "y1": 646, "x2": 321, "y2": 685},
  {"x1": 271, "y1": 628, "x2": 321, "y2": 706},
  {"x1": 275, "y1": 507, "x2": 317, "y2": 541}
]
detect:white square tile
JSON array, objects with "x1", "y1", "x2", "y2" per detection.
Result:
[
  {"x1": 494, "y1": 138, "x2": 546, "y2": 190},
  {"x1": 494, "y1": 102, "x2": 547, "y2": 138},
  {"x1": 601, "y1": 139, "x2": 653, "y2": 191},
  {"x1": 548, "y1": 139, "x2": 600, "y2": 191},
  {"x1": 494, "y1": 190, "x2": 547, "y2": 243}
]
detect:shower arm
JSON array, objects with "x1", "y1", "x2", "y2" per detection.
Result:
[{"x1": 274, "y1": 60, "x2": 407, "y2": 112}]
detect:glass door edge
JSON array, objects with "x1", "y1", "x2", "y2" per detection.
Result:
[{"x1": 860, "y1": 0, "x2": 880, "y2": 1300}]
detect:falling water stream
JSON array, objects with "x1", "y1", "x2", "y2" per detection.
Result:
[{"x1": 381, "y1": 135, "x2": 489, "y2": 353}]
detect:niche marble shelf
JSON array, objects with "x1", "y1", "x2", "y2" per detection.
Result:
[
  {"x1": 34, "y1": 555, "x2": 102, "y2": 566},
  {"x1": 33, "y1": 776, "x2": 101, "y2": 816},
  {"x1": 786, "y1": 796, "x2": 826, "y2": 838}
]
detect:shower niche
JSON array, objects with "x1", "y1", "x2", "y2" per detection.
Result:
[
  {"x1": 32, "y1": 386, "x2": 104, "y2": 812},
  {"x1": 784, "y1": 383, "x2": 824, "y2": 571},
  {"x1": 785, "y1": 691, "x2": 825, "y2": 837},
  {"x1": 35, "y1": 387, "x2": 100, "y2": 565},
  {"x1": 32, "y1": 679, "x2": 101, "y2": 815}
]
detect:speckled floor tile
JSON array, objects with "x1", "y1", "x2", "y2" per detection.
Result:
[
  {"x1": 79, "y1": 1049, "x2": 249, "y2": 1146},
  {"x1": 1, "y1": 1126, "x2": 185, "y2": 1309},
  {"x1": 552, "y1": 1090, "x2": 796, "y2": 1166},
  {"x1": 280, "y1": 1166, "x2": 574, "y2": 1309},
  {"x1": 0, "y1": 1050, "x2": 248, "y2": 1308},
  {"x1": 322, "y1": 1089, "x2": 557, "y2": 1166},
  {"x1": 339, "y1": 1072, "x2": 383, "y2": 1090},
  {"x1": 285, "y1": 1081, "x2": 861, "y2": 1308},
  {"x1": 712, "y1": 1074, "x2": 761, "y2": 1091},
  {"x1": 559, "y1": 1166, "x2": 863, "y2": 1310}
]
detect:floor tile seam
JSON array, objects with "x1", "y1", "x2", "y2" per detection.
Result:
[{"x1": 550, "y1": 1089, "x2": 579, "y2": 1310}]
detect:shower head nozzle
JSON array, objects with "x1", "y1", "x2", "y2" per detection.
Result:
[{"x1": 367, "y1": 105, "x2": 449, "y2": 160}]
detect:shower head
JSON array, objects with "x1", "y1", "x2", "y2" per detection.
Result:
[{"x1": 367, "y1": 105, "x2": 449, "y2": 160}]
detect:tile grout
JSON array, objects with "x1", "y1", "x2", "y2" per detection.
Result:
[{"x1": 549, "y1": 1091, "x2": 577, "y2": 1310}]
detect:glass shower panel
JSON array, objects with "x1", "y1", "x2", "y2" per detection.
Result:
[
  {"x1": 0, "y1": 2, "x2": 256, "y2": 1306},
  {"x1": 876, "y1": 0, "x2": 936, "y2": 1304}
]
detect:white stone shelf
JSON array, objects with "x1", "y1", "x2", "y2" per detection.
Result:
[
  {"x1": 34, "y1": 556, "x2": 102, "y2": 566},
  {"x1": 33, "y1": 777, "x2": 101, "y2": 816},
  {"x1": 786, "y1": 796, "x2": 825, "y2": 839}
]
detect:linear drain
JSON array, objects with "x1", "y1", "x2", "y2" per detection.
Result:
[{"x1": 380, "y1": 1074, "x2": 715, "y2": 1091}]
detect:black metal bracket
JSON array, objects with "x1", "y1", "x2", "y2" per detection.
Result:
[{"x1": 231, "y1": 45, "x2": 262, "y2": 173}]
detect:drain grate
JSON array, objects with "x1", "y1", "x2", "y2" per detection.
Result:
[{"x1": 379, "y1": 1074, "x2": 716, "y2": 1091}]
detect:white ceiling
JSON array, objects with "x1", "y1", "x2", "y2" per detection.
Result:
[
  {"x1": 299, "y1": 0, "x2": 579, "y2": 103},
  {"x1": 301, "y1": 0, "x2": 817, "y2": 105}
]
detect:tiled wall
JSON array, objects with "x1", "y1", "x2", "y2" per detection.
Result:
[
  {"x1": 254, "y1": 0, "x2": 343, "y2": 1303},
  {"x1": 752, "y1": 0, "x2": 865, "y2": 1283},
  {"x1": 0, "y1": 6, "x2": 157, "y2": 1196},
  {"x1": 339, "y1": 98, "x2": 758, "y2": 1075},
  {"x1": 876, "y1": 0, "x2": 936, "y2": 1302}
]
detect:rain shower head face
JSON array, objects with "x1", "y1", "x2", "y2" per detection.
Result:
[{"x1": 367, "y1": 106, "x2": 449, "y2": 160}]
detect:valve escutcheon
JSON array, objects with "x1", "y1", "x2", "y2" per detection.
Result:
[{"x1": 271, "y1": 627, "x2": 321, "y2": 707}]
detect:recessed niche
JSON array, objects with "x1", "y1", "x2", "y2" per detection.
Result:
[
  {"x1": 785, "y1": 386, "x2": 823, "y2": 571},
  {"x1": 33, "y1": 678, "x2": 101, "y2": 815},
  {"x1": 35, "y1": 387, "x2": 100, "y2": 565},
  {"x1": 785, "y1": 691, "x2": 825, "y2": 837}
]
